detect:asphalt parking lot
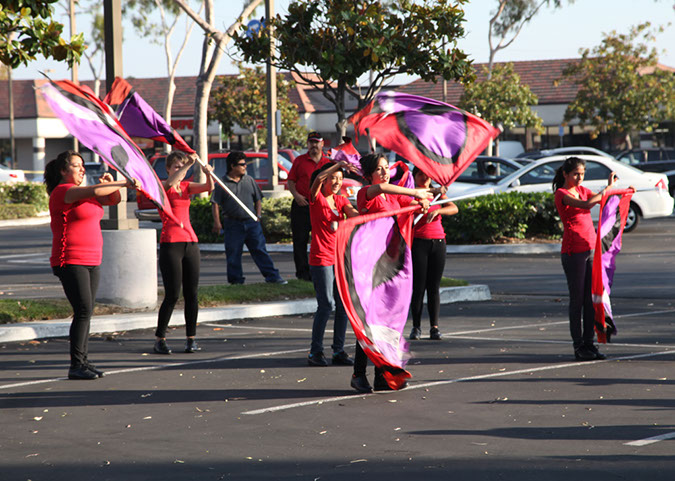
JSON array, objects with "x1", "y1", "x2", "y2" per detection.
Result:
[{"x1": 2, "y1": 293, "x2": 674, "y2": 481}]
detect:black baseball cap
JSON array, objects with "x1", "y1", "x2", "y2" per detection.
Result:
[{"x1": 307, "y1": 131, "x2": 323, "y2": 142}]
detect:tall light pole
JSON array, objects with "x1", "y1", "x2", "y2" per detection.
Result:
[
  {"x1": 69, "y1": 0, "x2": 79, "y2": 152},
  {"x1": 265, "y1": 0, "x2": 279, "y2": 189}
]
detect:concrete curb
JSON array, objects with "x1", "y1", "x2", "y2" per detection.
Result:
[{"x1": 0, "y1": 285, "x2": 490, "y2": 343}]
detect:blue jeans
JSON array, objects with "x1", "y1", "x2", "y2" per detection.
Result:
[
  {"x1": 223, "y1": 218, "x2": 281, "y2": 284},
  {"x1": 310, "y1": 265, "x2": 348, "y2": 355}
]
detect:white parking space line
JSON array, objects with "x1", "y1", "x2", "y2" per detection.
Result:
[
  {"x1": 201, "y1": 323, "x2": 314, "y2": 333},
  {"x1": 624, "y1": 431, "x2": 675, "y2": 447},
  {"x1": 241, "y1": 349, "x2": 675, "y2": 416},
  {"x1": 448, "y1": 335, "x2": 675, "y2": 350},
  {"x1": 0, "y1": 346, "x2": 309, "y2": 391}
]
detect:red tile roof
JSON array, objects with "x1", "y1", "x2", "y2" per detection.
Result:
[{"x1": 398, "y1": 58, "x2": 582, "y2": 105}]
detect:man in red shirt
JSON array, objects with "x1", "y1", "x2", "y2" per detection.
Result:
[{"x1": 287, "y1": 131, "x2": 331, "y2": 281}]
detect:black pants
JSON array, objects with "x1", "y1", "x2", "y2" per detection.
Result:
[
  {"x1": 52, "y1": 265, "x2": 100, "y2": 367},
  {"x1": 156, "y1": 242, "x2": 200, "y2": 338},
  {"x1": 561, "y1": 251, "x2": 595, "y2": 347},
  {"x1": 290, "y1": 200, "x2": 311, "y2": 280},
  {"x1": 410, "y1": 238, "x2": 446, "y2": 329}
]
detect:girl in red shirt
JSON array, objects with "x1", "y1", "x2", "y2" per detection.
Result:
[
  {"x1": 350, "y1": 153, "x2": 433, "y2": 393},
  {"x1": 306, "y1": 161, "x2": 359, "y2": 367},
  {"x1": 553, "y1": 156, "x2": 617, "y2": 362},
  {"x1": 45, "y1": 150, "x2": 138, "y2": 380},
  {"x1": 409, "y1": 167, "x2": 458, "y2": 341},
  {"x1": 154, "y1": 151, "x2": 214, "y2": 355}
]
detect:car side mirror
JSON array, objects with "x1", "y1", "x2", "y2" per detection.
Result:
[{"x1": 510, "y1": 179, "x2": 520, "y2": 188}]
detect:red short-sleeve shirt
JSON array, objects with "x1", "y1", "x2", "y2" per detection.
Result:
[
  {"x1": 287, "y1": 153, "x2": 331, "y2": 198},
  {"x1": 49, "y1": 183, "x2": 104, "y2": 267},
  {"x1": 554, "y1": 185, "x2": 596, "y2": 254},
  {"x1": 309, "y1": 193, "x2": 351, "y2": 266},
  {"x1": 356, "y1": 186, "x2": 412, "y2": 215},
  {"x1": 413, "y1": 205, "x2": 446, "y2": 240},
  {"x1": 160, "y1": 181, "x2": 198, "y2": 243}
]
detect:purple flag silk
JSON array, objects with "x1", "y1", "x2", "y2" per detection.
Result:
[
  {"x1": 38, "y1": 80, "x2": 175, "y2": 223},
  {"x1": 592, "y1": 189, "x2": 633, "y2": 343},
  {"x1": 336, "y1": 206, "x2": 421, "y2": 389},
  {"x1": 350, "y1": 92, "x2": 500, "y2": 186},
  {"x1": 349, "y1": 215, "x2": 412, "y2": 368},
  {"x1": 103, "y1": 77, "x2": 194, "y2": 153}
]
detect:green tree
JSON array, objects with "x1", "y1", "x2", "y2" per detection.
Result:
[
  {"x1": 210, "y1": 65, "x2": 307, "y2": 151},
  {"x1": 124, "y1": 0, "x2": 203, "y2": 141},
  {"x1": 0, "y1": 0, "x2": 85, "y2": 68},
  {"x1": 460, "y1": 63, "x2": 542, "y2": 155},
  {"x1": 232, "y1": 0, "x2": 474, "y2": 137},
  {"x1": 170, "y1": 0, "x2": 263, "y2": 186},
  {"x1": 561, "y1": 23, "x2": 675, "y2": 149}
]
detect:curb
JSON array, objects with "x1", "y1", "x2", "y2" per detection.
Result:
[{"x1": 0, "y1": 285, "x2": 490, "y2": 343}]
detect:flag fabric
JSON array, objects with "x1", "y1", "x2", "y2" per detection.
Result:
[
  {"x1": 103, "y1": 77, "x2": 194, "y2": 153},
  {"x1": 330, "y1": 137, "x2": 362, "y2": 174},
  {"x1": 389, "y1": 160, "x2": 414, "y2": 190},
  {"x1": 349, "y1": 92, "x2": 500, "y2": 186},
  {"x1": 335, "y1": 204, "x2": 421, "y2": 390},
  {"x1": 38, "y1": 79, "x2": 177, "y2": 224},
  {"x1": 591, "y1": 188, "x2": 634, "y2": 343}
]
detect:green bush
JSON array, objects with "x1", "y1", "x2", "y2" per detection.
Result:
[
  {"x1": 443, "y1": 191, "x2": 562, "y2": 244},
  {"x1": 0, "y1": 182, "x2": 48, "y2": 216},
  {"x1": 0, "y1": 203, "x2": 39, "y2": 219},
  {"x1": 261, "y1": 196, "x2": 292, "y2": 243},
  {"x1": 189, "y1": 195, "x2": 293, "y2": 244}
]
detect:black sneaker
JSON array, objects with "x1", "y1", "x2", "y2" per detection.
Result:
[
  {"x1": 409, "y1": 327, "x2": 421, "y2": 340},
  {"x1": 585, "y1": 343, "x2": 606, "y2": 360},
  {"x1": 307, "y1": 351, "x2": 328, "y2": 367},
  {"x1": 84, "y1": 361, "x2": 105, "y2": 378},
  {"x1": 430, "y1": 327, "x2": 442, "y2": 340},
  {"x1": 350, "y1": 374, "x2": 373, "y2": 393},
  {"x1": 154, "y1": 339, "x2": 172, "y2": 355},
  {"x1": 574, "y1": 345, "x2": 595, "y2": 362},
  {"x1": 68, "y1": 365, "x2": 98, "y2": 380},
  {"x1": 185, "y1": 338, "x2": 201, "y2": 353},
  {"x1": 332, "y1": 351, "x2": 354, "y2": 366}
]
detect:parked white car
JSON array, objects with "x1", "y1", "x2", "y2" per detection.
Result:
[
  {"x1": 0, "y1": 164, "x2": 26, "y2": 183},
  {"x1": 448, "y1": 155, "x2": 674, "y2": 232}
]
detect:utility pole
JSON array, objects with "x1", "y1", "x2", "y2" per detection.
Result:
[
  {"x1": 8, "y1": 66, "x2": 16, "y2": 169},
  {"x1": 70, "y1": 0, "x2": 79, "y2": 152},
  {"x1": 265, "y1": 0, "x2": 279, "y2": 189}
]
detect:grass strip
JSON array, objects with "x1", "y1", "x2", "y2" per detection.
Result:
[{"x1": 0, "y1": 277, "x2": 468, "y2": 324}]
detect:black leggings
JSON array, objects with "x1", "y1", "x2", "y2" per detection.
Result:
[
  {"x1": 156, "y1": 242, "x2": 200, "y2": 338},
  {"x1": 52, "y1": 265, "x2": 100, "y2": 367},
  {"x1": 410, "y1": 238, "x2": 446, "y2": 329},
  {"x1": 561, "y1": 251, "x2": 595, "y2": 347}
]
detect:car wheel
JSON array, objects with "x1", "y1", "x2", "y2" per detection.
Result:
[{"x1": 623, "y1": 203, "x2": 640, "y2": 233}]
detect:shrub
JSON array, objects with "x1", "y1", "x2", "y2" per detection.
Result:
[
  {"x1": 443, "y1": 191, "x2": 562, "y2": 244},
  {"x1": 0, "y1": 182, "x2": 48, "y2": 215},
  {"x1": 189, "y1": 195, "x2": 293, "y2": 244}
]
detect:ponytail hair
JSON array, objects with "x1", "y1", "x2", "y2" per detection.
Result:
[
  {"x1": 552, "y1": 156, "x2": 586, "y2": 192},
  {"x1": 165, "y1": 150, "x2": 188, "y2": 170},
  {"x1": 44, "y1": 150, "x2": 82, "y2": 194}
]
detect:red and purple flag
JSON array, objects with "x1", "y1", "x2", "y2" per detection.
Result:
[
  {"x1": 330, "y1": 137, "x2": 361, "y2": 173},
  {"x1": 103, "y1": 77, "x2": 194, "y2": 153},
  {"x1": 335, "y1": 204, "x2": 421, "y2": 390},
  {"x1": 591, "y1": 188, "x2": 634, "y2": 343},
  {"x1": 349, "y1": 92, "x2": 500, "y2": 186},
  {"x1": 38, "y1": 79, "x2": 178, "y2": 225}
]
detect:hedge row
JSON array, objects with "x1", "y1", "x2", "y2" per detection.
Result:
[
  {"x1": 0, "y1": 182, "x2": 49, "y2": 218},
  {"x1": 190, "y1": 196, "x2": 293, "y2": 244},
  {"x1": 190, "y1": 192, "x2": 562, "y2": 245}
]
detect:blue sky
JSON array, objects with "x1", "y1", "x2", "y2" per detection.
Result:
[{"x1": 12, "y1": 0, "x2": 675, "y2": 82}]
